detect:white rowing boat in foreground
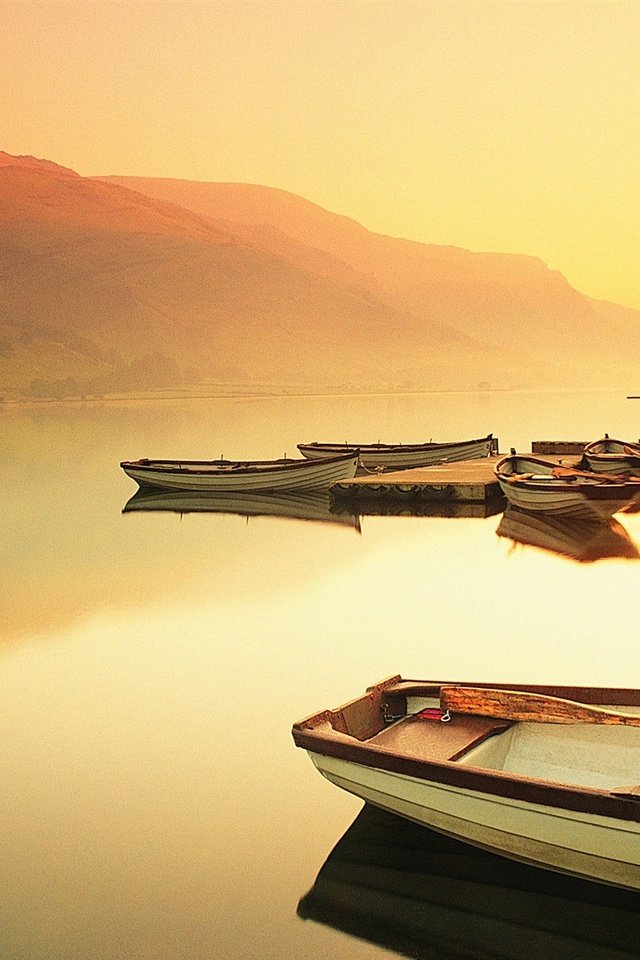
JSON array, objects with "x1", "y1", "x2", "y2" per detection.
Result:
[
  {"x1": 293, "y1": 676, "x2": 640, "y2": 890},
  {"x1": 297, "y1": 433, "x2": 496, "y2": 471},
  {"x1": 495, "y1": 452, "x2": 640, "y2": 518},
  {"x1": 120, "y1": 450, "x2": 359, "y2": 492}
]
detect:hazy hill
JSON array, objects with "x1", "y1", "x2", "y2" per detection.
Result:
[
  {"x1": 1, "y1": 156, "x2": 496, "y2": 398},
  {"x1": 101, "y1": 176, "x2": 640, "y2": 383},
  {"x1": 0, "y1": 151, "x2": 637, "y2": 398}
]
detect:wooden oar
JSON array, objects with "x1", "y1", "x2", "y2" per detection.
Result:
[
  {"x1": 550, "y1": 465, "x2": 629, "y2": 483},
  {"x1": 440, "y1": 686, "x2": 640, "y2": 725}
]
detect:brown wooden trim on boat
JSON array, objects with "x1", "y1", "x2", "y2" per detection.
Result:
[
  {"x1": 298, "y1": 434, "x2": 494, "y2": 454},
  {"x1": 292, "y1": 725, "x2": 640, "y2": 823}
]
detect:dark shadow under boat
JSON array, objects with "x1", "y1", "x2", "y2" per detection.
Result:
[
  {"x1": 496, "y1": 503, "x2": 639, "y2": 563},
  {"x1": 123, "y1": 488, "x2": 361, "y2": 531},
  {"x1": 298, "y1": 803, "x2": 640, "y2": 960}
]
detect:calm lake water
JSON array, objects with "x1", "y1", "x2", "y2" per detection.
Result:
[{"x1": 2, "y1": 389, "x2": 640, "y2": 959}]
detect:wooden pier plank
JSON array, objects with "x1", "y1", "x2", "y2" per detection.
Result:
[{"x1": 332, "y1": 456, "x2": 503, "y2": 502}]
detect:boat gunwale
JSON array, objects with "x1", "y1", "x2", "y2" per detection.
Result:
[
  {"x1": 297, "y1": 433, "x2": 494, "y2": 455},
  {"x1": 583, "y1": 436, "x2": 640, "y2": 463}
]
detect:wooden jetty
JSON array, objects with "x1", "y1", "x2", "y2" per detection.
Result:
[
  {"x1": 332, "y1": 457, "x2": 504, "y2": 503},
  {"x1": 332, "y1": 446, "x2": 583, "y2": 504}
]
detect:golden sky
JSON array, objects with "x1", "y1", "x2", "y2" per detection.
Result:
[{"x1": 3, "y1": 0, "x2": 640, "y2": 308}]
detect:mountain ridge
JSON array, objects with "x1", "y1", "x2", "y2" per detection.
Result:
[{"x1": 0, "y1": 151, "x2": 637, "y2": 398}]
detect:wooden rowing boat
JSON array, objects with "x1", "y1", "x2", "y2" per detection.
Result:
[
  {"x1": 298, "y1": 804, "x2": 640, "y2": 959},
  {"x1": 496, "y1": 503, "x2": 639, "y2": 562},
  {"x1": 293, "y1": 676, "x2": 640, "y2": 890},
  {"x1": 120, "y1": 450, "x2": 359, "y2": 492},
  {"x1": 495, "y1": 452, "x2": 640, "y2": 518},
  {"x1": 582, "y1": 435, "x2": 640, "y2": 476},
  {"x1": 297, "y1": 434, "x2": 496, "y2": 471}
]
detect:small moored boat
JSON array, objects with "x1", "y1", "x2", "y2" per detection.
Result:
[
  {"x1": 495, "y1": 452, "x2": 640, "y2": 518},
  {"x1": 120, "y1": 449, "x2": 359, "y2": 492},
  {"x1": 293, "y1": 675, "x2": 640, "y2": 890},
  {"x1": 582, "y1": 435, "x2": 640, "y2": 476},
  {"x1": 297, "y1": 434, "x2": 496, "y2": 472}
]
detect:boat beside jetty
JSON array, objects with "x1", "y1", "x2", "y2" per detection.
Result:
[
  {"x1": 581, "y1": 435, "x2": 640, "y2": 476},
  {"x1": 120, "y1": 450, "x2": 359, "y2": 492},
  {"x1": 297, "y1": 434, "x2": 496, "y2": 471},
  {"x1": 495, "y1": 452, "x2": 640, "y2": 518}
]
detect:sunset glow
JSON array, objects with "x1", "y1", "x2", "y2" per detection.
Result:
[{"x1": 3, "y1": 0, "x2": 639, "y2": 308}]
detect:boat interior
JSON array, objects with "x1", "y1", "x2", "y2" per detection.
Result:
[{"x1": 294, "y1": 677, "x2": 640, "y2": 793}]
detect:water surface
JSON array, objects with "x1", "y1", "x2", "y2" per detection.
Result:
[{"x1": 2, "y1": 390, "x2": 639, "y2": 958}]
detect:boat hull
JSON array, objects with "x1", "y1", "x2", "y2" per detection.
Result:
[
  {"x1": 583, "y1": 437, "x2": 640, "y2": 476},
  {"x1": 495, "y1": 453, "x2": 640, "y2": 518},
  {"x1": 298, "y1": 434, "x2": 495, "y2": 470},
  {"x1": 309, "y1": 752, "x2": 640, "y2": 890},
  {"x1": 496, "y1": 478, "x2": 630, "y2": 519},
  {"x1": 120, "y1": 451, "x2": 359, "y2": 492}
]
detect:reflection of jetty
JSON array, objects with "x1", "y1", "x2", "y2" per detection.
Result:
[
  {"x1": 298, "y1": 804, "x2": 640, "y2": 960},
  {"x1": 497, "y1": 504, "x2": 639, "y2": 562},
  {"x1": 123, "y1": 488, "x2": 361, "y2": 531},
  {"x1": 332, "y1": 496, "x2": 505, "y2": 520}
]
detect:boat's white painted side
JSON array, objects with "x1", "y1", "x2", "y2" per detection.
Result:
[
  {"x1": 122, "y1": 454, "x2": 358, "y2": 492},
  {"x1": 496, "y1": 479, "x2": 627, "y2": 519},
  {"x1": 299, "y1": 436, "x2": 494, "y2": 469},
  {"x1": 308, "y1": 752, "x2": 640, "y2": 890}
]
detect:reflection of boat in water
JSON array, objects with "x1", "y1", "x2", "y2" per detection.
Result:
[
  {"x1": 298, "y1": 804, "x2": 640, "y2": 960},
  {"x1": 497, "y1": 504, "x2": 639, "y2": 562},
  {"x1": 123, "y1": 488, "x2": 361, "y2": 530}
]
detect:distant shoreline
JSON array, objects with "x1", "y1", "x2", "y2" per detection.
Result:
[{"x1": 0, "y1": 383, "x2": 625, "y2": 408}]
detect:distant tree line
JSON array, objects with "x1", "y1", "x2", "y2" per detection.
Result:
[{"x1": 25, "y1": 352, "x2": 186, "y2": 399}]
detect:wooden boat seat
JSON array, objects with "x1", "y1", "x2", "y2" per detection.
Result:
[{"x1": 370, "y1": 714, "x2": 512, "y2": 762}]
